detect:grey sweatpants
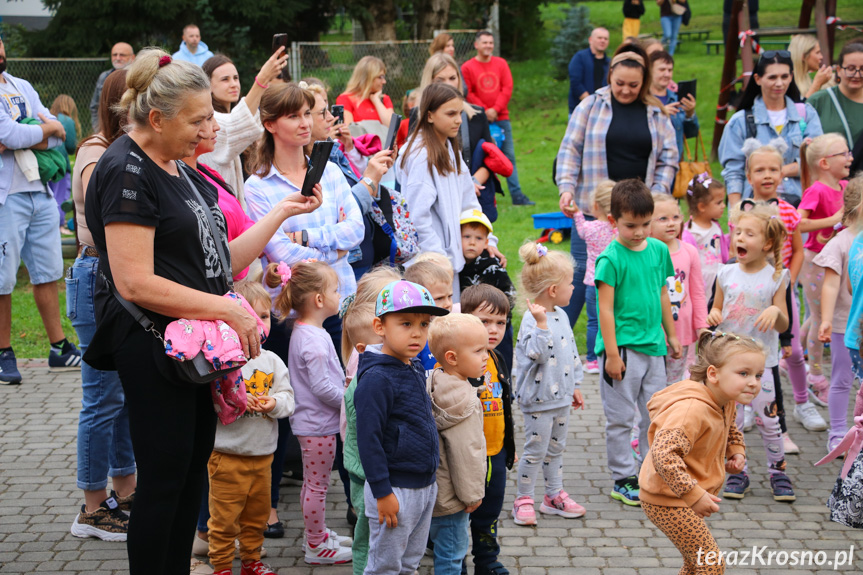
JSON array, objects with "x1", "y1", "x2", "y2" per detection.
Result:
[
  {"x1": 600, "y1": 349, "x2": 667, "y2": 481},
  {"x1": 364, "y1": 482, "x2": 437, "y2": 575},
  {"x1": 516, "y1": 404, "x2": 571, "y2": 500}
]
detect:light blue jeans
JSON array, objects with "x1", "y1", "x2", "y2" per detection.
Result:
[
  {"x1": 661, "y1": 15, "x2": 683, "y2": 55},
  {"x1": 494, "y1": 120, "x2": 523, "y2": 199},
  {"x1": 428, "y1": 511, "x2": 470, "y2": 575},
  {"x1": 66, "y1": 254, "x2": 136, "y2": 490}
]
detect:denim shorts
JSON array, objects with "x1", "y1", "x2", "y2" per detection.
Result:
[{"x1": 0, "y1": 191, "x2": 63, "y2": 294}]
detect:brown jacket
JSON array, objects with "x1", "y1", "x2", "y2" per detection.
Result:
[
  {"x1": 427, "y1": 368, "x2": 487, "y2": 517},
  {"x1": 639, "y1": 380, "x2": 746, "y2": 507}
]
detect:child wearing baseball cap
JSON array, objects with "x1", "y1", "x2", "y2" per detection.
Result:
[
  {"x1": 459, "y1": 209, "x2": 517, "y2": 371},
  {"x1": 354, "y1": 280, "x2": 449, "y2": 575}
]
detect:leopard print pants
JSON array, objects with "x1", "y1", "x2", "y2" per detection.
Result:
[{"x1": 642, "y1": 501, "x2": 725, "y2": 574}]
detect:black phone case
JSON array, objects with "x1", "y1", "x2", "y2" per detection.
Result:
[
  {"x1": 677, "y1": 79, "x2": 696, "y2": 102},
  {"x1": 384, "y1": 113, "x2": 402, "y2": 150},
  {"x1": 302, "y1": 140, "x2": 335, "y2": 196}
]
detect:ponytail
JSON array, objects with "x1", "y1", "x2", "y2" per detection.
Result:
[{"x1": 263, "y1": 260, "x2": 338, "y2": 318}]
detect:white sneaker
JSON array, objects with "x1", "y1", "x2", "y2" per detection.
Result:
[
  {"x1": 743, "y1": 405, "x2": 755, "y2": 431},
  {"x1": 192, "y1": 533, "x2": 209, "y2": 556},
  {"x1": 304, "y1": 534, "x2": 353, "y2": 565},
  {"x1": 783, "y1": 432, "x2": 800, "y2": 455},
  {"x1": 793, "y1": 401, "x2": 828, "y2": 431},
  {"x1": 326, "y1": 528, "x2": 352, "y2": 546}
]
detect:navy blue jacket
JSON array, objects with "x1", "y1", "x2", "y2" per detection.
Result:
[
  {"x1": 355, "y1": 349, "x2": 439, "y2": 499},
  {"x1": 568, "y1": 48, "x2": 609, "y2": 114}
]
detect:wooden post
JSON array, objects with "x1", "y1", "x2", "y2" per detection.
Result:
[
  {"x1": 814, "y1": 0, "x2": 831, "y2": 67},
  {"x1": 799, "y1": 0, "x2": 816, "y2": 29},
  {"x1": 826, "y1": 0, "x2": 838, "y2": 64},
  {"x1": 712, "y1": 0, "x2": 750, "y2": 160}
]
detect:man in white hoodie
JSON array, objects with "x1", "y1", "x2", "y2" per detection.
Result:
[{"x1": 172, "y1": 24, "x2": 215, "y2": 66}]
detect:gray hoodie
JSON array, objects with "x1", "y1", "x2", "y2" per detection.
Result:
[{"x1": 427, "y1": 368, "x2": 487, "y2": 517}]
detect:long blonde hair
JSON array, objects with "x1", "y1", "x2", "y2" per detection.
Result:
[
  {"x1": 418, "y1": 53, "x2": 477, "y2": 120},
  {"x1": 50, "y1": 95, "x2": 81, "y2": 140},
  {"x1": 344, "y1": 56, "x2": 386, "y2": 102},
  {"x1": 789, "y1": 34, "x2": 820, "y2": 97},
  {"x1": 800, "y1": 133, "x2": 848, "y2": 190}
]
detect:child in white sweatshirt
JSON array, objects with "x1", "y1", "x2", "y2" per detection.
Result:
[{"x1": 207, "y1": 280, "x2": 295, "y2": 575}]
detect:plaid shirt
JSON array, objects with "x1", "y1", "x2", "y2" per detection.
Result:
[
  {"x1": 555, "y1": 86, "x2": 679, "y2": 210},
  {"x1": 244, "y1": 161, "x2": 364, "y2": 302}
]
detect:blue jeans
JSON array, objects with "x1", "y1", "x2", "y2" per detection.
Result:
[
  {"x1": 661, "y1": 15, "x2": 683, "y2": 55},
  {"x1": 429, "y1": 511, "x2": 470, "y2": 575},
  {"x1": 585, "y1": 285, "x2": 598, "y2": 362},
  {"x1": 494, "y1": 120, "x2": 523, "y2": 200},
  {"x1": 66, "y1": 254, "x2": 135, "y2": 490},
  {"x1": 562, "y1": 216, "x2": 590, "y2": 328}
]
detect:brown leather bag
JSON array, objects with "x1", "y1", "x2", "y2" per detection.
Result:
[{"x1": 674, "y1": 131, "x2": 711, "y2": 199}]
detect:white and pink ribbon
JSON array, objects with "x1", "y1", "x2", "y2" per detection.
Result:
[{"x1": 815, "y1": 415, "x2": 863, "y2": 479}]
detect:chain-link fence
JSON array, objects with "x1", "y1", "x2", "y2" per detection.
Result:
[
  {"x1": 289, "y1": 30, "x2": 480, "y2": 109},
  {"x1": 7, "y1": 58, "x2": 109, "y2": 138}
]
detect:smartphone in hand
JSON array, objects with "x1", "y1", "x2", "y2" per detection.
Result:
[
  {"x1": 331, "y1": 104, "x2": 344, "y2": 126},
  {"x1": 384, "y1": 113, "x2": 402, "y2": 151},
  {"x1": 302, "y1": 140, "x2": 336, "y2": 196},
  {"x1": 272, "y1": 34, "x2": 290, "y2": 81}
]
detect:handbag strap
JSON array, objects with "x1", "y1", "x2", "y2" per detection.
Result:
[
  {"x1": 826, "y1": 87, "x2": 854, "y2": 148},
  {"x1": 178, "y1": 162, "x2": 234, "y2": 291},
  {"x1": 102, "y1": 270, "x2": 166, "y2": 343},
  {"x1": 682, "y1": 137, "x2": 694, "y2": 162},
  {"x1": 696, "y1": 131, "x2": 708, "y2": 162}
]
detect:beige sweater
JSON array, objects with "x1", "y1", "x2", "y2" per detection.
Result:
[{"x1": 427, "y1": 368, "x2": 487, "y2": 517}]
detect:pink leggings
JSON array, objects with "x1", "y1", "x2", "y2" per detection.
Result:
[
  {"x1": 297, "y1": 435, "x2": 336, "y2": 546},
  {"x1": 786, "y1": 290, "x2": 810, "y2": 404},
  {"x1": 801, "y1": 250, "x2": 826, "y2": 375}
]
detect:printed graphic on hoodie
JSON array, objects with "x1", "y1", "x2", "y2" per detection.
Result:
[
  {"x1": 241, "y1": 369, "x2": 274, "y2": 420},
  {"x1": 480, "y1": 358, "x2": 505, "y2": 454}
]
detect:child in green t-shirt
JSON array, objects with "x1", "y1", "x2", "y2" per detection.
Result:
[{"x1": 594, "y1": 179, "x2": 682, "y2": 506}]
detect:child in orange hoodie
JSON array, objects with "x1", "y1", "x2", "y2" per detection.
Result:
[{"x1": 639, "y1": 331, "x2": 765, "y2": 574}]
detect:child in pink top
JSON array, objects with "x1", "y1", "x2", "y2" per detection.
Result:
[
  {"x1": 651, "y1": 194, "x2": 707, "y2": 383},
  {"x1": 799, "y1": 134, "x2": 853, "y2": 392},
  {"x1": 571, "y1": 180, "x2": 615, "y2": 374},
  {"x1": 199, "y1": 164, "x2": 256, "y2": 279}
]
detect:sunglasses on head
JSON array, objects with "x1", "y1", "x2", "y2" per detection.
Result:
[{"x1": 761, "y1": 50, "x2": 791, "y2": 61}]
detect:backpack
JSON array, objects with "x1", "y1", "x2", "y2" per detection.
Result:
[{"x1": 369, "y1": 186, "x2": 421, "y2": 265}]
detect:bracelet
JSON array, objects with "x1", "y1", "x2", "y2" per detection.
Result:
[{"x1": 255, "y1": 76, "x2": 269, "y2": 90}]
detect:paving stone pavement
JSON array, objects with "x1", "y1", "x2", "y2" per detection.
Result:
[{"x1": 1, "y1": 359, "x2": 861, "y2": 575}]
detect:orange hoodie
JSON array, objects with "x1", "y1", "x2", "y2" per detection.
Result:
[{"x1": 639, "y1": 380, "x2": 746, "y2": 507}]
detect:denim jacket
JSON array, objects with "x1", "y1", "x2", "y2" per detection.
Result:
[{"x1": 719, "y1": 95, "x2": 823, "y2": 200}]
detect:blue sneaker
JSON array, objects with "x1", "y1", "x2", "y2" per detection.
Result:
[
  {"x1": 0, "y1": 349, "x2": 22, "y2": 384},
  {"x1": 48, "y1": 341, "x2": 82, "y2": 371},
  {"x1": 722, "y1": 472, "x2": 750, "y2": 499},
  {"x1": 611, "y1": 476, "x2": 641, "y2": 506},
  {"x1": 770, "y1": 472, "x2": 796, "y2": 502}
]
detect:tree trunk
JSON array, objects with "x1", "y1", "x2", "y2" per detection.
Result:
[
  {"x1": 416, "y1": 0, "x2": 452, "y2": 40},
  {"x1": 359, "y1": 1, "x2": 398, "y2": 41}
]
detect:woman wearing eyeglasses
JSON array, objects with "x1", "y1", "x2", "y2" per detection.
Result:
[
  {"x1": 808, "y1": 42, "x2": 863, "y2": 158},
  {"x1": 719, "y1": 50, "x2": 823, "y2": 207}
]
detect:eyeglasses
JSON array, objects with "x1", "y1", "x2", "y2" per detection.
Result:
[
  {"x1": 313, "y1": 109, "x2": 329, "y2": 119},
  {"x1": 841, "y1": 66, "x2": 863, "y2": 77},
  {"x1": 826, "y1": 150, "x2": 853, "y2": 159},
  {"x1": 761, "y1": 50, "x2": 791, "y2": 61}
]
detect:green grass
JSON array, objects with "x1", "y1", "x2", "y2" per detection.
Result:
[{"x1": 9, "y1": 0, "x2": 863, "y2": 357}]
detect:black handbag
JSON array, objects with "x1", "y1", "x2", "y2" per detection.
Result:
[{"x1": 106, "y1": 162, "x2": 239, "y2": 385}]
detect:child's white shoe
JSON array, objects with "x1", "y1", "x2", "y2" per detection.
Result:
[{"x1": 304, "y1": 533, "x2": 352, "y2": 565}]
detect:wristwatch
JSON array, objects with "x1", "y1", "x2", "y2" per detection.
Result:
[
  {"x1": 301, "y1": 229, "x2": 309, "y2": 247},
  {"x1": 362, "y1": 176, "x2": 377, "y2": 194}
]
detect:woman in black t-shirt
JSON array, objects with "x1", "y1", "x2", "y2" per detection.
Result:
[
  {"x1": 84, "y1": 48, "x2": 320, "y2": 575},
  {"x1": 554, "y1": 42, "x2": 677, "y2": 329}
]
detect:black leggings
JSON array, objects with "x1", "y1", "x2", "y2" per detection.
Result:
[{"x1": 115, "y1": 328, "x2": 216, "y2": 575}]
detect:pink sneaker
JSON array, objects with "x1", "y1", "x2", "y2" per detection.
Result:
[
  {"x1": 539, "y1": 490, "x2": 586, "y2": 518},
  {"x1": 511, "y1": 496, "x2": 536, "y2": 526},
  {"x1": 808, "y1": 373, "x2": 829, "y2": 407},
  {"x1": 585, "y1": 360, "x2": 600, "y2": 374}
]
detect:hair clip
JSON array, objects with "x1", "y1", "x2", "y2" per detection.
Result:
[
  {"x1": 339, "y1": 293, "x2": 356, "y2": 319},
  {"x1": 158, "y1": 55, "x2": 172, "y2": 68},
  {"x1": 770, "y1": 215, "x2": 778, "y2": 219},
  {"x1": 276, "y1": 261, "x2": 292, "y2": 287},
  {"x1": 301, "y1": 258, "x2": 318, "y2": 264},
  {"x1": 536, "y1": 244, "x2": 548, "y2": 257}
]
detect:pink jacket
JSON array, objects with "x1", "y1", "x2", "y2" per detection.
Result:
[{"x1": 164, "y1": 292, "x2": 268, "y2": 425}]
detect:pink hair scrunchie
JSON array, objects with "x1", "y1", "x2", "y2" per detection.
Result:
[
  {"x1": 276, "y1": 261, "x2": 292, "y2": 287},
  {"x1": 158, "y1": 55, "x2": 172, "y2": 68}
]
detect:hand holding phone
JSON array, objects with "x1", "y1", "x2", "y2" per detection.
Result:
[
  {"x1": 272, "y1": 34, "x2": 290, "y2": 81},
  {"x1": 384, "y1": 113, "x2": 402, "y2": 151},
  {"x1": 302, "y1": 140, "x2": 336, "y2": 196},
  {"x1": 331, "y1": 104, "x2": 344, "y2": 126}
]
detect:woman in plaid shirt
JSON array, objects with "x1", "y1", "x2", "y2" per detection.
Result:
[{"x1": 555, "y1": 43, "x2": 678, "y2": 327}]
